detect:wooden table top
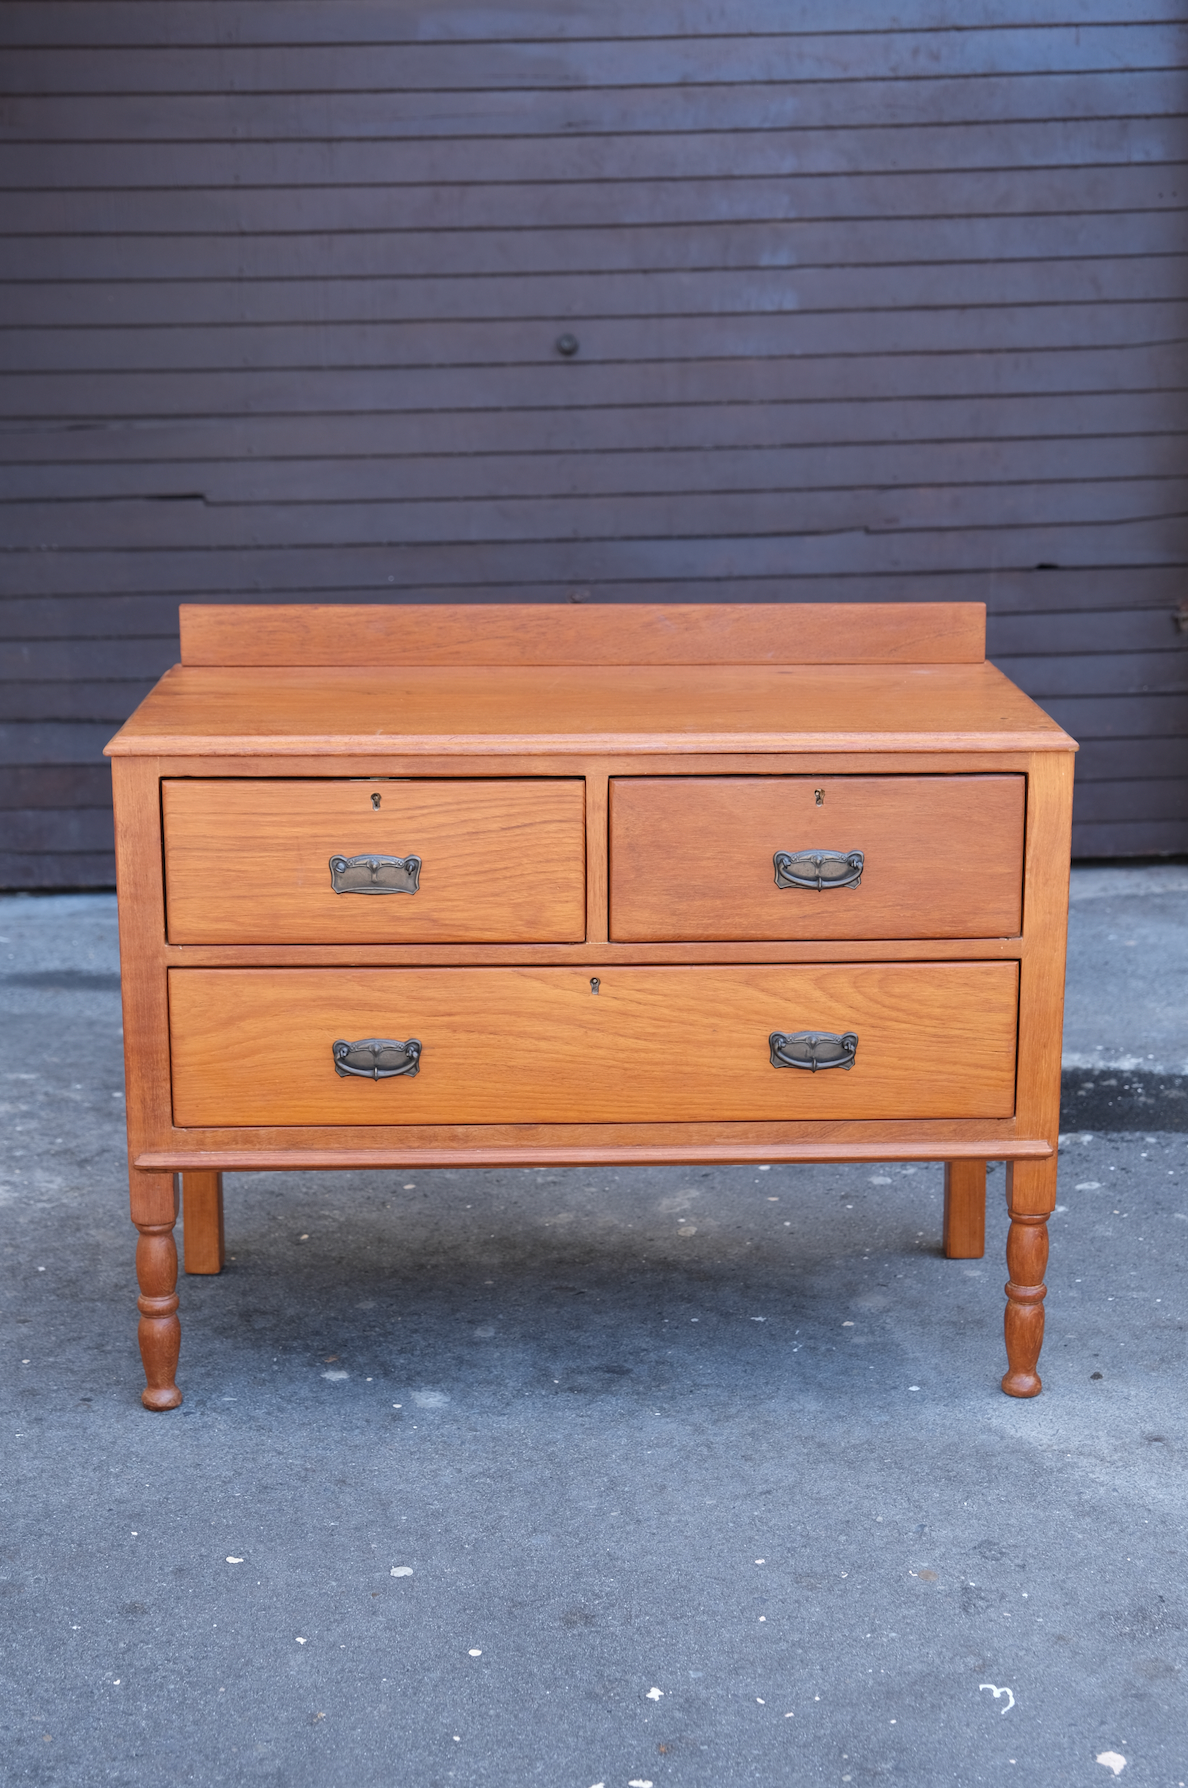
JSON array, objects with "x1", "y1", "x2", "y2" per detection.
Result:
[{"x1": 106, "y1": 659, "x2": 1075, "y2": 758}]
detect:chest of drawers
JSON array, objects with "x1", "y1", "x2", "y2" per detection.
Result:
[{"x1": 106, "y1": 601, "x2": 1075, "y2": 1409}]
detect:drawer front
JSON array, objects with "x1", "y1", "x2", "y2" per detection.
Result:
[
  {"x1": 163, "y1": 778, "x2": 585, "y2": 943},
  {"x1": 610, "y1": 775, "x2": 1025, "y2": 940},
  {"x1": 169, "y1": 962, "x2": 1018, "y2": 1126}
]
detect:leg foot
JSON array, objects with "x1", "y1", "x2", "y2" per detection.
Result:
[
  {"x1": 1000, "y1": 1158, "x2": 1054, "y2": 1398},
  {"x1": 943, "y1": 1160, "x2": 986, "y2": 1258},
  {"x1": 136, "y1": 1217, "x2": 182, "y2": 1410},
  {"x1": 183, "y1": 1171, "x2": 225, "y2": 1274}
]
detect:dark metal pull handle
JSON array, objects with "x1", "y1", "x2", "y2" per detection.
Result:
[
  {"x1": 773, "y1": 849, "x2": 864, "y2": 891},
  {"x1": 328, "y1": 853, "x2": 421, "y2": 895},
  {"x1": 769, "y1": 1030, "x2": 858, "y2": 1072},
  {"x1": 332, "y1": 1038, "x2": 422, "y2": 1079}
]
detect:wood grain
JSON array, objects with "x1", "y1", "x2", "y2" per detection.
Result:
[
  {"x1": 1005, "y1": 1153, "x2": 1060, "y2": 1218},
  {"x1": 139, "y1": 1136, "x2": 1053, "y2": 1172},
  {"x1": 106, "y1": 662, "x2": 1074, "y2": 758},
  {"x1": 159, "y1": 935, "x2": 1025, "y2": 969},
  {"x1": 1002, "y1": 1207, "x2": 1049, "y2": 1397},
  {"x1": 610, "y1": 774, "x2": 1024, "y2": 940},
  {"x1": 135, "y1": 1216, "x2": 182, "y2": 1410},
  {"x1": 584, "y1": 764, "x2": 610, "y2": 945},
  {"x1": 163, "y1": 777, "x2": 585, "y2": 944},
  {"x1": 1014, "y1": 752, "x2": 1075, "y2": 1165},
  {"x1": 167, "y1": 962, "x2": 1019, "y2": 1127},
  {"x1": 178, "y1": 603, "x2": 986, "y2": 668},
  {"x1": 129, "y1": 1167, "x2": 182, "y2": 1408},
  {"x1": 112, "y1": 759, "x2": 174, "y2": 1171},
  {"x1": 181, "y1": 1170, "x2": 224, "y2": 1274},
  {"x1": 943, "y1": 1159, "x2": 987, "y2": 1258}
]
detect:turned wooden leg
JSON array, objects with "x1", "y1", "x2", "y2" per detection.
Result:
[
  {"x1": 943, "y1": 1160, "x2": 986, "y2": 1258},
  {"x1": 130, "y1": 1169, "x2": 182, "y2": 1410},
  {"x1": 183, "y1": 1171, "x2": 225, "y2": 1274},
  {"x1": 1001, "y1": 1158, "x2": 1055, "y2": 1399}
]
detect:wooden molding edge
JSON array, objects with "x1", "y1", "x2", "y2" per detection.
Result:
[{"x1": 137, "y1": 1139, "x2": 1053, "y2": 1172}]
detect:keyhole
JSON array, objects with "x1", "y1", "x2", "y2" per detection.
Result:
[
  {"x1": 814, "y1": 787, "x2": 824, "y2": 806},
  {"x1": 371, "y1": 792, "x2": 381, "y2": 809},
  {"x1": 590, "y1": 977, "x2": 600, "y2": 995}
]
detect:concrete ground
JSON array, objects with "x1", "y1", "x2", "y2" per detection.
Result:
[{"x1": 1, "y1": 873, "x2": 1185, "y2": 1788}]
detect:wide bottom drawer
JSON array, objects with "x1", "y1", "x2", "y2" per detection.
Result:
[{"x1": 169, "y1": 963, "x2": 1018, "y2": 1126}]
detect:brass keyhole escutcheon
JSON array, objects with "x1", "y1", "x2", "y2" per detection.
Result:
[
  {"x1": 371, "y1": 792, "x2": 381, "y2": 809},
  {"x1": 814, "y1": 787, "x2": 825, "y2": 805}
]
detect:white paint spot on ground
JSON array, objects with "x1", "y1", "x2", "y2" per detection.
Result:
[
  {"x1": 390, "y1": 1566, "x2": 414, "y2": 1577},
  {"x1": 295, "y1": 1637, "x2": 306, "y2": 1644},
  {"x1": 658, "y1": 1191, "x2": 698, "y2": 1213},
  {"x1": 645, "y1": 1686, "x2": 663, "y2": 1700},
  {"x1": 412, "y1": 1390, "x2": 449, "y2": 1408},
  {"x1": 468, "y1": 1648, "x2": 481, "y2": 1656},
  {"x1": 869, "y1": 1175, "x2": 892, "y2": 1184},
  {"x1": 979, "y1": 1683, "x2": 1015, "y2": 1713},
  {"x1": 1076, "y1": 1182, "x2": 1102, "y2": 1190},
  {"x1": 322, "y1": 1369, "x2": 349, "y2": 1381},
  {"x1": 628, "y1": 1780, "x2": 654, "y2": 1787},
  {"x1": 225, "y1": 1557, "x2": 243, "y2": 1564},
  {"x1": 1097, "y1": 1755, "x2": 1127, "y2": 1776}
]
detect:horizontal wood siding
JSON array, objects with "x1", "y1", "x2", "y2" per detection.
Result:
[{"x1": 2, "y1": 1, "x2": 1186, "y2": 882}]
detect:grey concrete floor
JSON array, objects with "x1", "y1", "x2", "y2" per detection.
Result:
[{"x1": 1, "y1": 878, "x2": 1186, "y2": 1788}]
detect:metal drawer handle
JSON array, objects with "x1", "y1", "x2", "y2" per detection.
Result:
[
  {"x1": 333, "y1": 1038, "x2": 422, "y2": 1080},
  {"x1": 328, "y1": 853, "x2": 421, "y2": 895},
  {"x1": 769, "y1": 1030, "x2": 858, "y2": 1072},
  {"x1": 773, "y1": 849, "x2": 863, "y2": 890}
]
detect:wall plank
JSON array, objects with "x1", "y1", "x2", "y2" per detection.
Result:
[
  {"x1": 3, "y1": 27, "x2": 1185, "y2": 92},
  {"x1": 6, "y1": 70, "x2": 1185, "y2": 140},
  {"x1": 6, "y1": 2, "x2": 1185, "y2": 47}
]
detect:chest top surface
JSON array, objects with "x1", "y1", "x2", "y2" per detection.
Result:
[{"x1": 105, "y1": 602, "x2": 1074, "y2": 759}]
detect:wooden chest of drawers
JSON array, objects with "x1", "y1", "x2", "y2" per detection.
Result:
[{"x1": 106, "y1": 601, "x2": 1075, "y2": 1408}]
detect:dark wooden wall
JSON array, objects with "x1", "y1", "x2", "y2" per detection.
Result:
[{"x1": 2, "y1": 1, "x2": 1186, "y2": 886}]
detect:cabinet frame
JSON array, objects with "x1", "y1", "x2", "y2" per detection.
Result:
[{"x1": 107, "y1": 603, "x2": 1074, "y2": 1407}]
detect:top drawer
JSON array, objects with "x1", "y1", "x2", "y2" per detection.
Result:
[
  {"x1": 610, "y1": 775, "x2": 1024, "y2": 941},
  {"x1": 163, "y1": 779, "x2": 585, "y2": 944}
]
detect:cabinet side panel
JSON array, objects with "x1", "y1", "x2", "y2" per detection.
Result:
[
  {"x1": 112, "y1": 758, "x2": 173, "y2": 1171},
  {"x1": 1015, "y1": 751, "x2": 1074, "y2": 1186}
]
